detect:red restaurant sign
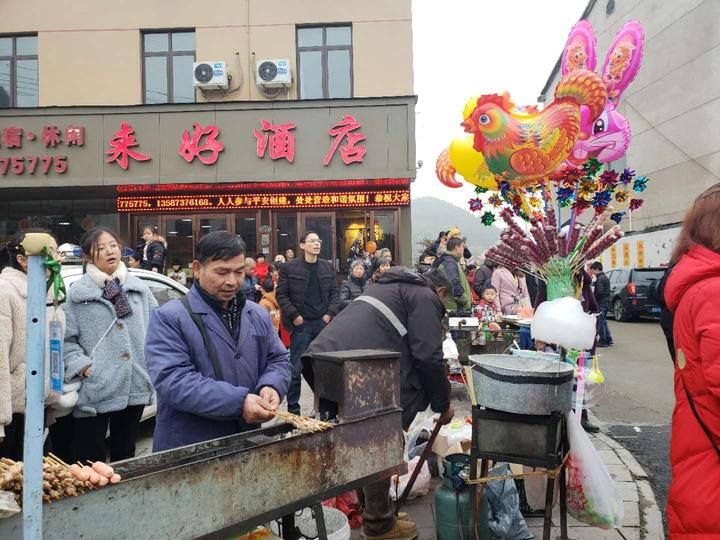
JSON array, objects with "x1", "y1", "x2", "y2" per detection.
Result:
[
  {"x1": 1, "y1": 115, "x2": 368, "y2": 175},
  {"x1": 117, "y1": 189, "x2": 410, "y2": 213}
]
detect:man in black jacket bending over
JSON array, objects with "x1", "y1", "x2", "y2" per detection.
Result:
[
  {"x1": 590, "y1": 261, "x2": 614, "y2": 347},
  {"x1": 276, "y1": 231, "x2": 341, "y2": 414},
  {"x1": 304, "y1": 267, "x2": 454, "y2": 540}
]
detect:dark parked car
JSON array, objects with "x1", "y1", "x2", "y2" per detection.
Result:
[{"x1": 606, "y1": 267, "x2": 667, "y2": 322}]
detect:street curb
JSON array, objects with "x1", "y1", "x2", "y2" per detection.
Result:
[{"x1": 600, "y1": 431, "x2": 665, "y2": 540}]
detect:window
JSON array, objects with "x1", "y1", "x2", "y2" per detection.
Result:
[
  {"x1": 297, "y1": 25, "x2": 352, "y2": 99},
  {"x1": 0, "y1": 35, "x2": 38, "y2": 108},
  {"x1": 144, "y1": 278, "x2": 185, "y2": 306},
  {"x1": 143, "y1": 31, "x2": 195, "y2": 104}
]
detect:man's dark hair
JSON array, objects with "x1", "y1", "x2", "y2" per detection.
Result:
[
  {"x1": 590, "y1": 261, "x2": 603, "y2": 271},
  {"x1": 423, "y1": 268, "x2": 452, "y2": 294},
  {"x1": 255, "y1": 253, "x2": 265, "y2": 260},
  {"x1": 299, "y1": 230, "x2": 319, "y2": 244},
  {"x1": 172, "y1": 260, "x2": 182, "y2": 267},
  {"x1": 196, "y1": 231, "x2": 246, "y2": 264},
  {"x1": 261, "y1": 277, "x2": 275, "y2": 293},
  {"x1": 447, "y1": 237, "x2": 464, "y2": 252}
]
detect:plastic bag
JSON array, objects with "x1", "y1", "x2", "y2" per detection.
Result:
[
  {"x1": 565, "y1": 413, "x2": 624, "y2": 528},
  {"x1": 578, "y1": 357, "x2": 606, "y2": 409},
  {"x1": 520, "y1": 467, "x2": 558, "y2": 512},
  {"x1": 0, "y1": 491, "x2": 21, "y2": 518},
  {"x1": 485, "y1": 464, "x2": 533, "y2": 540},
  {"x1": 443, "y1": 333, "x2": 462, "y2": 374},
  {"x1": 404, "y1": 408, "x2": 436, "y2": 462},
  {"x1": 322, "y1": 491, "x2": 363, "y2": 529},
  {"x1": 389, "y1": 456, "x2": 431, "y2": 501}
]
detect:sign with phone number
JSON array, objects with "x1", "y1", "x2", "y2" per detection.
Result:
[
  {"x1": 117, "y1": 190, "x2": 411, "y2": 213},
  {"x1": 0, "y1": 155, "x2": 68, "y2": 175}
]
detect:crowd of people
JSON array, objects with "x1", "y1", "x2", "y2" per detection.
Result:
[{"x1": 1, "y1": 183, "x2": 719, "y2": 538}]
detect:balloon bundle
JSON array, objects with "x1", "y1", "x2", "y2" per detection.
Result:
[
  {"x1": 437, "y1": 19, "x2": 650, "y2": 230},
  {"x1": 485, "y1": 205, "x2": 623, "y2": 284}
]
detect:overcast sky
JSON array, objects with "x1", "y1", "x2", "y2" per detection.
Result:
[{"x1": 411, "y1": 0, "x2": 589, "y2": 208}]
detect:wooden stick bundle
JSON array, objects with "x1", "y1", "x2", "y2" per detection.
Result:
[{"x1": 270, "y1": 410, "x2": 334, "y2": 433}]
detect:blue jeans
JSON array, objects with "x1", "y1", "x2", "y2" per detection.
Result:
[
  {"x1": 287, "y1": 318, "x2": 327, "y2": 414},
  {"x1": 598, "y1": 304, "x2": 613, "y2": 345}
]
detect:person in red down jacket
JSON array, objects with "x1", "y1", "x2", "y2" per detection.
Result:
[
  {"x1": 664, "y1": 183, "x2": 720, "y2": 538},
  {"x1": 253, "y1": 253, "x2": 269, "y2": 283}
]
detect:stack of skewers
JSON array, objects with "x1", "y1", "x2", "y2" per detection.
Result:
[
  {"x1": 485, "y1": 206, "x2": 623, "y2": 286},
  {"x1": 0, "y1": 454, "x2": 121, "y2": 506}
]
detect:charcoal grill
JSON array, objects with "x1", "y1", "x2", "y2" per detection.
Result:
[{"x1": 0, "y1": 349, "x2": 405, "y2": 540}]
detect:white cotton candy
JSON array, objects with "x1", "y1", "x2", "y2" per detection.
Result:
[{"x1": 531, "y1": 296, "x2": 597, "y2": 350}]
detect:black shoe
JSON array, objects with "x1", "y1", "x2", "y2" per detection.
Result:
[
  {"x1": 597, "y1": 342, "x2": 609, "y2": 348},
  {"x1": 581, "y1": 410, "x2": 600, "y2": 433}
]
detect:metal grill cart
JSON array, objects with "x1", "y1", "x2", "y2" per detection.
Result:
[
  {"x1": 0, "y1": 349, "x2": 405, "y2": 540},
  {"x1": 467, "y1": 355, "x2": 574, "y2": 540}
]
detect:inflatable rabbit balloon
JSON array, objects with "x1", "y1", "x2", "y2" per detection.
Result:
[{"x1": 562, "y1": 20, "x2": 644, "y2": 167}]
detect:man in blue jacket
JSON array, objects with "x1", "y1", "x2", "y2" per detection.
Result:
[{"x1": 145, "y1": 231, "x2": 291, "y2": 452}]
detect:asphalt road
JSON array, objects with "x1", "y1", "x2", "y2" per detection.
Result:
[{"x1": 592, "y1": 318, "x2": 674, "y2": 535}]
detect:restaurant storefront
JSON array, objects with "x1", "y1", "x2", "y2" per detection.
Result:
[{"x1": 0, "y1": 97, "x2": 415, "y2": 271}]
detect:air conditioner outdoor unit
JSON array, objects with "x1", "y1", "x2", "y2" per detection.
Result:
[
  {"x1": 193, "y1": 61, "x2": 229, "y2": 90},
  {"x1": 256, "y1": 59, "x2": 292, "y2": 88}
]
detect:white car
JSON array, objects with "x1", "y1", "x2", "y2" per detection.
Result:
[{"x1": 60, "y1": 265, "x2": 189, "y2": 421}]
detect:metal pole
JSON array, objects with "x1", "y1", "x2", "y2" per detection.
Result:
[{"x1": 23, "y1": 252, "x2": 47, "y2": 540}]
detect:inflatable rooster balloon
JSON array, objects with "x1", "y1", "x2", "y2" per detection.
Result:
[
  {"x1": 437, "y1": 70, "x2": 606, "y2": 190},
  {"x1": 562, "y1": 20, "x2": 644, "y2": 166}
]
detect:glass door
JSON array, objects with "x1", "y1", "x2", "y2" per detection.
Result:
[
  {"x1": 162, "y1": 214, "x2": 232, "y2": 270},
  {"x1": 300, "y1": 212, "x2": 336, "y2": 266},
  {"x1": 370, "y1": 210, "x2": 398, "y2": 263},
  {"x1": 336, "y1": 210, "x2": 370, "y2": 275},
  {"x1": 273, "y1": 213, "x2": 299, "y2": 261},
  {"x1": 162, "y1": 216, "x2": 195, "y2": 272}
]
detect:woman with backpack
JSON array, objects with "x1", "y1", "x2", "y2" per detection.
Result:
[{"x1": 663, "y1": 183, "x2": 720, "y2": 537}]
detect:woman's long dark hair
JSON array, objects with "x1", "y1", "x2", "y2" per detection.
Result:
[
  {"x1": 0, "y1": 229, "x2": 51, "y2": 272},
  {"x1": 0, "y1": 232, "x2": 26, "y2": 271}
]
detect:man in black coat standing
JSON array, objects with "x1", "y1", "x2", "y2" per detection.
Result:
[
  {"x1": 304, "y1": 266, "x2": 454, "y2": 540},
  {"x1": 590, "y1": 261, "x2": 613, "y2": 347},
  {"x1": 276, "y1": 231, "x2": 341, "y2": 415}
]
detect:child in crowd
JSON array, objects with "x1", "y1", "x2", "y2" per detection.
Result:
[
  {"x1": 475, "y1": 285, "x2": 502, "y2": 322},
  {"x1": 169, "y1": 261, "x2": 186, "y2": 286}
]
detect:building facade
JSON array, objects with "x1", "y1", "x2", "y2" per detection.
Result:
[
  {"x1": 0, "y1": 0, "x2": 415, "y2": 271},
  {"x1": 540, "y1": 0, "x2": 720, "y2": 268}
]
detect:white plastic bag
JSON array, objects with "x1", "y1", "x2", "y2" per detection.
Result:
[
  {"x1": 443, "y1": 333, "x2": 461, "y2": 374},
  {"x1": 521, "y1": 467, "x2": 558, "y2": 511},
  {"x1": 0, "y1": 491, "x2": 21, "y2": 518},
  {"x1": 565, "y1": 413, "x2": 624, "y2": 528},
  {"x1": 389, "y1": 456, "x2": 431, "y2": 501}
]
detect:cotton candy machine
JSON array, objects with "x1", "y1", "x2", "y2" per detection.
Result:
[
  {"x1": 470, "y1": 354, "x2": 574, "y2": 415},
  {"x1": 0, "y1": 350, "x2": 405, "y2": 540},
  {"x1": 468, "y1": 354, "x2": 571, "y2": 540}
]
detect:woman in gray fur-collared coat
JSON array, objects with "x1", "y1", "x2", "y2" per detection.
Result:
[{"x1": 63, "y1": 227, "x2": 157, "y2": 463}]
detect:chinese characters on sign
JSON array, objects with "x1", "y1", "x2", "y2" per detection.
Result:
[
  {"x1": 0, "y1": 125, "x2": 74, "y2": 175},
  {"x1": 323, "y1": 115, "x2": 366, "y2": 166},
  {"x1": 2, "y1": 115, "x2": 369, "y2": 174},
  {"x1": 105, "y1": 122, "x2": 151, "y2": 170},
  {"x1": 179, "y1": 123, "x2": 225, "y2": 165},
  {"x1": 117, "y1": 189, "x2": 410, "y2": 212},
  {"x1": 254, "y1": 120, "x2": 296, "y2": 163}
]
